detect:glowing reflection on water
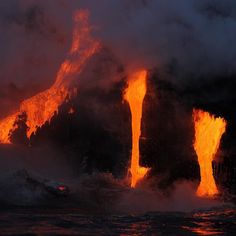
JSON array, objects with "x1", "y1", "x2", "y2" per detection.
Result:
[{"x1": 0, "y1": 207, "x2": 235, "y2": 235}]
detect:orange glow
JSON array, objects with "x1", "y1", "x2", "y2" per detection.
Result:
[
  {"x1": 0, "y1": 114, "x2": 20, "y2": 144},
  {"x1": 193, "y1": 109, "x2": 226, "y2": 197},
  {"x1": 124, "y1": 70, "x2": 149, "y2": 188},
  {"x1": 68, "y1": 108, "x2": 75, "y2": 115},
  {"x1": 58, "y1": 186, "x2": 67, "y2": 191},
  {"x1": 0, "y1": 10, "x2": 99, "y2": 144}
]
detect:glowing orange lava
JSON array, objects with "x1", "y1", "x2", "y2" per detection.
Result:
[
  {"x1": 193, "y1": 109, "x2": 226, "y2": 197},
  {"x1": 124, "y1": 70, "x2": 149, "y2": 188},
  {"x1": 0, "y1": 10, "x2": 99, "y2": 144}
]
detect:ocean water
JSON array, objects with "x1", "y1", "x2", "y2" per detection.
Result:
[
  {"x1": 0, "y1": 171, "x2": 235, "y2": 235},
  {"x1": 0, "y1": 206, "x2": 235, "y2": 235}
]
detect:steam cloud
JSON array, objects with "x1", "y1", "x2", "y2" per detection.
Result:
[
  {"x1": 0, "y1": 0, "x2": 73, "y2": 117},
  {"x1": 81, "y1": 0, "x2": 236, "y2": 83},
  {"x1": 0, "y1": 0, "x2": 235, "y2": 211},
  {"x1": 1, "y1": 0, "x2": 236, "y2": 116}
]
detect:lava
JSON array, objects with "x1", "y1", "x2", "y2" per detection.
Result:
[
  {"x1": 193, "y1": 109, "x2": 226, "y2": 197},
  {"x1": 124, "y1": 70, "x2": 150, "y2": 188},
  {"x1": 0, "y1": 10, "x2": 99, "y2": 144}
]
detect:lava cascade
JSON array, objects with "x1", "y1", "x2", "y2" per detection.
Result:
[
  {"x1": 193, "y1": 109, "x2": 226, "y2": 197},
  {"x1": 0, "y1": 10, "x2": 99, "y2": 144},
  {"x1": 124, "y1": 70, "x2": 150, "y2": 187}
]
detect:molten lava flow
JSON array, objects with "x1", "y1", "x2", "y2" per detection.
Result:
[
  {"x1": 0, "y1": 10, "x2": 99, "y2": 144},
  {"x1": 68, "y1": 108, "x2": 75, "y2": 115},
  {"x1": 193, "y1": 109, "x2": 226, "y2": 197},
  {"x1": 124, "y1": 70, "x2": 149, "y2": 188},
  {"x1": 0, "y1": 114, "x2": 20, "y2": 144}
]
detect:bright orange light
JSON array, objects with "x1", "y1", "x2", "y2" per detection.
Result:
[
  {"x1": 0, "y1": 114, "x2": 20, "y2": 144},
  {"x1": 193, "y1": 109, "x2": 226, "y2": 197},
  {"x1": 68, "y1": 108, "x2": 75, "y2": 115},
  {"x1": 0, "y1": 10, "x2": 99, "y2": 144},
  {"x1": 124, "y1": 70, "x2": 149, "y2": 188}
]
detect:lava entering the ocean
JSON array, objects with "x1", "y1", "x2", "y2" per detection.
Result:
[
  {"x1": 124, "y1": 70, "x2": 150, "y2": 188},
  {"x1": 193, "y1": 109, "x2": 226, "y2": 197},
  {"x1": 0, "y1": 10, "x2": 99, "y2": 144}
]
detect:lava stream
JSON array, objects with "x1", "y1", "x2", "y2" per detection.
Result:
[
  {"x1": 193, "y1": 109, "x2": 226, "y2": 197},
  {"x1": 124, "y1": 70, "x2": 150, "y2": 188},
  {"x1": 0, "y1": 10, "x2": 99, "y2": 144}
]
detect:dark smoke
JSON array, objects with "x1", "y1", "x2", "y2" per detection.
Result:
[
  {"x1": 0, "y1": 0, "x2": 236, "y2": 207},
  {"x1": 0, "y1": 0, "x2": 73, "y2": 117},
  {"x1": 1, "y1": 0, "x2": 236, "y2": 112},
  {"x1": 80, "y1": 0, "x2": 236, "y2": 82},
  {"x1": 1, "y1": 1, "x2": 236, "y2": 82}
]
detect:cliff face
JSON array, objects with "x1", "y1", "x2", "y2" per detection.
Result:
[
  {"x1": 3, "y1": 69, "x2": 236, "y2": 193},
  {"x1": 140, "y1": 73, "x2": 236, "y2": 192}
]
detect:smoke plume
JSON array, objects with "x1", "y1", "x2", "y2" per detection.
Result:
[
  {"x1": 0, "y1": 0, "x2": 235, "y2": 209},
  {"x1": 80, "y1": 0, "x2": 236, "y2": 83},
  {"x1": 1, "y1": 0, "x2": 236, "y2": 116}
]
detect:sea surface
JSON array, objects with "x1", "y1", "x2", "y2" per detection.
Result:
[{"x1": 0, "y1": 206, "x2": 235, "y2": 235}]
